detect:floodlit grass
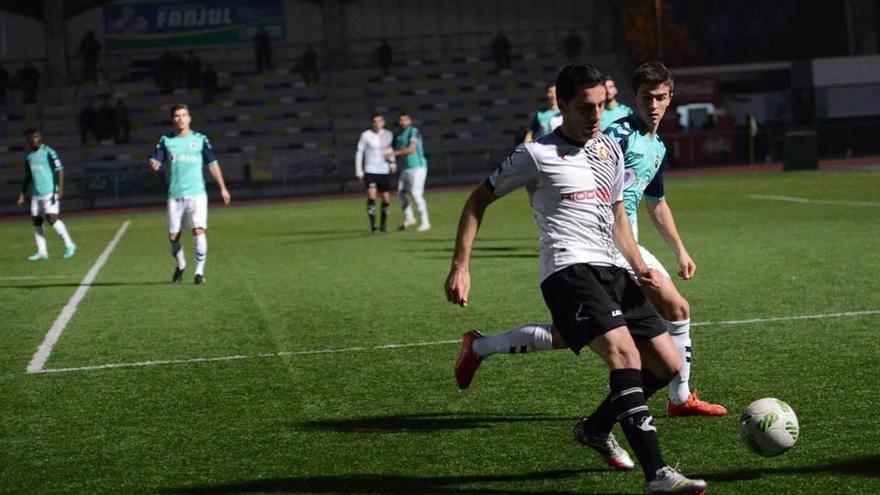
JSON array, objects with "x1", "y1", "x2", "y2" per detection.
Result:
[{"x1": 2, "y1": 169, "x2": 879, "y2": 494}]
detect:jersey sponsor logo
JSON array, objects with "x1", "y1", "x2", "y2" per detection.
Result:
[
  {"x1": 170, "y1": 153, "x2": 201, "y2": 164},
  {"x1": 560, "y1": 188, "x2": 613, "y2": 203}
]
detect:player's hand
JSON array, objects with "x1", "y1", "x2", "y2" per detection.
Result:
[
  {"x1": 55, "y1": 191, "x2": 63, "y2": 201},
  {"x1": 356, "y1": 174, "x2": 364, "y2": 184},
  {"x1": 150, "y1": 161, "x2": 160, "y2": 172},
  {"x1": 445, "y1": 266, "x2": 471, "y2": 307},
  {"x1": 16, "y1": 193, "x2": 24, "y2": 206},
  {"x1": 384, "y1": 151, "x2": 395, "y2": 159},
  {"x1": 637, "y1": 267, "x2": 664, "y2": 289},
  {"x1": 677, "y1": 252, "x2": 696, "y2": 280},
  {"x1": 390, "y1": 163, "x2": 397, "y2": 174},
  {"x1": 220, "y1": 188, "x2": 231, "y2": 205}
]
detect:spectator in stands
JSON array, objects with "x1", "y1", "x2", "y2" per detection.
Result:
[
  {"x1": 79, "y1": 31, "x2": 101, "y2": 82},
  {"x1": 302, "y1": 44, "x2": 319, "y2": 85},
  {"x1": 254, "y1": 27, "x2": 272, "y2": 73},
  {"x1": 377, "y1": 39, "x2": 392, "y2": 76},
  {"x1": 0, "y1": 63, "x2": 8, "y2": 104},
  {"x1": 114, "y1": 99, "x2": 130, "y2": 144},
  {"x1": 186, "y1": 51, "x2": 202, "y2": 89},
  {"x1": 79, "y1": 99, "x2": 98, "y2": 145},
  {"x1": 491, "y1": 32, "x2": 511, "y2": 70},
  {"x1": 169, "y1": 51, "x2": 186, "y2": 89},
  {"x1": 18, "y1": 62, "x2": 40, "y2": 103},
  {"x1": 96, "y1": 98, "x2": 117, "y2": 142},
  {"x1": 201, "y1": 65, "x2": 218, "y2": 103},
  {"x1": 563, "y1": 31, "x2": 583, "y2": 61},
  {"x1": 155, "y1": 51, "x2": 174, "y2": 94}
]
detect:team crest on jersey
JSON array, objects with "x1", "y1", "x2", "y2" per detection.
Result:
[
  {"x1": 597, "y1": 144, "x2": 610, "y2": 160},
  {"x1": 654, "y1": 154, "x2": 661, "y2": 169},
  {"x1": 189, "y1": 141, "x2": 198, "y2": 150}
]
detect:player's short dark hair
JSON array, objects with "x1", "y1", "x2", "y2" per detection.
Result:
[
  {"x1": 602, "y1": 74, "x2": 614, "y2": 83},
  {"x1": 170, "y1": 103, "x2": 189, "y2": 117},
  {"x1": 632, "y1": 61, "x2": 674, "y2": 93},
  {"x1": 24, "y1": 128, "x2": 40, "y2": 136},
  {"x1": 555, "y1": 64, "x2": 605, "y2": 103}
]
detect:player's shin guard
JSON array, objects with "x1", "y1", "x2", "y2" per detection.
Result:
[
  {"x1": 193, "y1": 234, "x2": 207, "y2": 276},
  {"x1": 33, "y1": 225, "x2": 48, "y2": 256},
  {"x1": 472, "y1": 323, "x2": 553, "y2": 357},
  {"x1": 608, "y1": 368, "x2": 665, "y2": 480},
  {"x1": 51, "y1": 220, "x2": 74, "y2": 248},
  {"x1": 380, "y1": 201, "x2": 389, "y2": 229},
  {"x1": 170, "y1": 240, "x2": 186, "y2": 269},
  {"x1": 366, "y1": 199, "x2": 376, "y2": 230},
  {"x1": 667, "y1": 319, "x2": 692, "y2": 405}
]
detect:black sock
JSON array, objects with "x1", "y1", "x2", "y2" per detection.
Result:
[
  {"x1": 367, "y1": 199, "x2": 376, "y2": 230},
  {"x1": 607, "y1": 368, "x2": 665, "y2": 481},
  {"x1": 582, "y1": 369, "x2": 671, "y2": 436},
  {"x1": 380, "y1": 202, "x2": 389, "y2": 228}
]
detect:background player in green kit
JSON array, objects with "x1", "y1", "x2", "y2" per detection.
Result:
[
  {"x1": 16, "y1": 129, "x2": 76, "y2": 261},
  {"x1": 523, "y1": 84, "x2": 562, "y2": 143},
  {"x1": 599, "y1": 75, "x2": 633, "y2": 131},
  {"x1": 149, "y1": 104, "x2": 230, "y2": 284},
  {"x1": 387, "y1": 113, "x2": 430, "y2": 231},
  {"x1": 455, "y1": 63, "x2": 726, "y2": 419}
]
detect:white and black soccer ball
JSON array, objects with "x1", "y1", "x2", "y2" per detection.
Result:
[{"x1": 738, "y1": 397, "x2": 800, "y2": 457}]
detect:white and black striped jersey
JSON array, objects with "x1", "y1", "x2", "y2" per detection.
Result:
[
  {"x1": 486, "y1": 129, "x2": 625, "y2": 283},
  {"x1": 355, "y1": 129, "x2": 394, "y2": 175}
]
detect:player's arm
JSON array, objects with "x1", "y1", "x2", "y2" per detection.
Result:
[
  {"x1": 523, "y1": 113, "x2": 540, "y2": 143},
  {"x1": 355, "y1": 134, "x2": 366, "y2": 181},
  {"x1": 445, "y1": 184, "x2": 497, "y2": 307},
  {"x1": 203, "y1": 136, "x2": 230, "y2": 205},
  {"x1": 149, "y1": 138, "x2": 166, "y2": 172},
  {"x1": 646, "y1": 198, "x2": 694, "y2": 280},
  {"x1": 613, "y1": 201, "x2": 662, "y2": 289},
  {"x1": 48, "y1": 147, "x2": 64, "y2": 200},
  {"x1": 17, "y1": 165, "x2": 31, "y2": 206}
]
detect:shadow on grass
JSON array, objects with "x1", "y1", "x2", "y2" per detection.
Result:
[
  {"x1": 163, "y1": 469, "x2": 626, "y2": 495},
  {"x1": 297, "y1": 412, "x2": 576, "y2": 434},
  {"x1": 696, "y1": 454, "x2": 880, "y2": 481},
  {"x1": 0, "y1": 281, "x2": 170, "y2": 290}
]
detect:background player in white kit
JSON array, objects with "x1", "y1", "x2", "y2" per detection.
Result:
[
  {"x1": 16, "y1": 129, "x2": 76, "y2": 260},
  {"x1": 355, "y1": 113, "x2": 395, "y2": 233},
  {"x1": 149, "y1": 104, "x2": 230, "y2": 284},
  {"x1": 445, "y1": 64, "x2": 706, "y2": 495}
]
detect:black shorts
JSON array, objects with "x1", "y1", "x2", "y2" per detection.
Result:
[
  {"x1": 540, "y1": 263, "x2": 665, "y2": 354},
  {"x1": 363, "y1": 173, "x2": 392, "y2": 193}
]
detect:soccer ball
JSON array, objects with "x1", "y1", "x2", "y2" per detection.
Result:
[{"x1": 738, "y1": 398, "x2": 799, "y2": 457}]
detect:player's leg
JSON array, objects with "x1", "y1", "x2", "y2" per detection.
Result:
[
  {"x1": 411, "y1": 167, "x2": 430, "y2": 231},
  {"x1": 189, "y1": 195, "x2": 208, "y2": 284},
  {"x1": 640, "y1": 269, "x2": 726, "y2": 417},
  {"x1": 378, "y1": 179, "x2": 391, "y2": 232},
  {"x1": 398, "y1": 170, "x2": 416, "y2": 230},
  {"x1": 168, "y1": 198, "x2": 187, "y2": 282},
  {"x1": 44, "y1": 196, "x2": 75, "y2": 258},
  {"x1": 365, "y1": 177, "x2": 378, "y2": 233},
  {"x1": 28, "y1": 203, "x2": 49, "y2": 261}
]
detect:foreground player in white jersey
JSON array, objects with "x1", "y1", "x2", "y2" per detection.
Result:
[
  {"x1": 355, "y1": 113, "x2": 396, "y2": 233},
  {"x1": 149, "y1": 104, "x2": 231, "y2": 284},
  {"x1": 444, "y1": 64, "x2": 706, "y2": 495},
  {"x1": 16, "y1": 129, "x2": 76, "y2": 260}
]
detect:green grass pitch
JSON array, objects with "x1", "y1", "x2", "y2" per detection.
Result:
[{"x1": 2, "y1": 169, "x2": 879, "y2": 494}]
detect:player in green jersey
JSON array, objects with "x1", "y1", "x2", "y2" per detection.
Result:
[
  {"x1": 149, "y1": 104, "x2": 230, "y2": 284},
  {"x1": 599, "y1": 75, "x2": 634, "y2": 131},
  {"x1": 16, "y1": 129, "x2": 76, "y2": 260},
  {"x1": 523, "y1": 84, "x2": 563, "y2": 143},
  {"x1": 387, "y1": 113, "x2": 430, "y2": 231}
]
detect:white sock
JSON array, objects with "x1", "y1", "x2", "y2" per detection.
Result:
[
  {"x1": 51, "y1": 220, "x2": 74, "y2": 248},
  {"x1": 473, "y1": 323, "x2": 554, "y2": 357},
  {"x1": 193, "y1": 234, "x2": 207, "y2": 276},
  {"x1": 413, "y1": 192, "x2": 429, "y2": 224},
  {"x1": 170, "y1": 241, "x2": 186, "y2": 270},
  {"x1": 667, "y1": 319, "x2": 692, "y2": 405},
  {"x1": 33, "y1": 226, "x2": 48, "y2": 255}
]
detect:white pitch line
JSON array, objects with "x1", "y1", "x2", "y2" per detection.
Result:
[
  {"x1": 0, "y1": 275, "x2": 75, "y2": 281},
  {"x1": 27, "y1": 310, "x2": 880, "y2": 375},
  {"x1": 26, "y1": 220, "x2": 131, "y2": 374},
  {"x1": 751, "y1": 194, "x2": 880, "y2": 208}
]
